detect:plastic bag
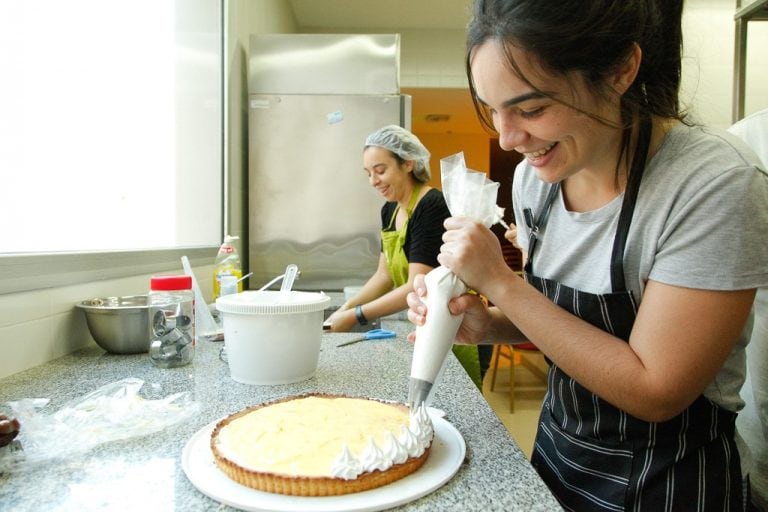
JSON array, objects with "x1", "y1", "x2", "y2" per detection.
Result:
[
  {"x1": 440, "y1": 152, "x2": 505, "y2": 227},
  {"x1": 0, "y1": 378, "x2": 200, "y2": 471}
]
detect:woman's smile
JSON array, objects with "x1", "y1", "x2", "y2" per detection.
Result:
[{"x1": 521, "y1": 141, "x2": 557, "y2": 167}]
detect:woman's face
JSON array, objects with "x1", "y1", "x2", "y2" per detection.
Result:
[
  {"x1": 363, "y1": 146, "x2": 414, "y2": 203},
  {"x1": 470, "y1": 40, "x2": 624, "y2": 184}
]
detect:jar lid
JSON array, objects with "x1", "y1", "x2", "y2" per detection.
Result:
[
  {"x1": 216, "y1": 290, "x2": 330, "y2": 315},
  {"x1": 150, "y1": 275, "x2": 193, "y2": 291}
]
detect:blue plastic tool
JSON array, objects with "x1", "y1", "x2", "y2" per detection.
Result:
[{"x1": 336, "y1": 328, "x2": 396, "y2": 347}]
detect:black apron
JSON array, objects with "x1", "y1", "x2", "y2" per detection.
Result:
[{"x1": 524, "y1": 120, "x2": 744, "y2": 511}]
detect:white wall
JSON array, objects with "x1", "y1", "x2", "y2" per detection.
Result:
[
  {"x1": 681, "y1": 0, "x2": 768, "y2": 128},
  {"x1": 743, "y1": 22, "x2": 768, "y2": 115},
  {"x1": 399, "y1": 29, "x2": 468, "y2": 88},
  {"x1": 0, "y1": 263, "x2": 218, "y2": 379}
]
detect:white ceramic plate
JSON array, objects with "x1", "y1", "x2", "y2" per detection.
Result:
[{"x1": 181, "y1": 413, "x2": 466, "y2": 512}]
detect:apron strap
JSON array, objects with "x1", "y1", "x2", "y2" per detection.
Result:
[
  {"x1": 406, "y1": 183, "x2": 422, "y2": 216},
  {"x1": 386, "y1": 183, "x2": 423, "y2": 230},
  {"x1": 523, "y1": 183, "x2": 560, "y2": 276},
  {"x1": 609, "y1": 116, "x2": 652, "y2": 291}
]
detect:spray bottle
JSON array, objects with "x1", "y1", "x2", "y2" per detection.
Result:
[{"x1": 212, "y1": 235, "x2": 243, "y2": 300}]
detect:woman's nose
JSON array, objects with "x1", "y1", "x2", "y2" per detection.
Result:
[{"x1": 496, "y1": 117, "x2": 528, "y2": 152}]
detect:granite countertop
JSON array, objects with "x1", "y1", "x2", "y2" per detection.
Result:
[{"x1": 0, "y1": 319, "x2": 560, "y2": 511}]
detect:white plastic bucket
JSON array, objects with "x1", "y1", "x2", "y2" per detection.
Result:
[{"x1": 215, "y1": 290, "x2": 331, "y2": 385}]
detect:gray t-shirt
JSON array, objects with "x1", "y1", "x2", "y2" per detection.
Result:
[{"x1": 513, "y1": 124, "x2": 768, "y2": 412}]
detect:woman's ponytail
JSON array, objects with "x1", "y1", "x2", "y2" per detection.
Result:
[{"x1": 638, "y1": 0, "x2": 685, "y2": 118}]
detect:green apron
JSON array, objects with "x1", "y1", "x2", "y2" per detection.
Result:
[
  {"x1": 381, "y1": 184, "x2": 421, "y2": 287},
  {"x1": 381, "y1": 185, "x2": 482, "y2": 389}
]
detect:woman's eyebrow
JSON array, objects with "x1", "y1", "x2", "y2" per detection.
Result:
[
  {"x1": 476, "y1": 91, "x2": 547, "y2": 109},
  {"x1": 364, "y1": 163, "x2": 387, "y2": 172},
  {"x1": 501, "y1": 91, "x2": 547, "y2": 108}
]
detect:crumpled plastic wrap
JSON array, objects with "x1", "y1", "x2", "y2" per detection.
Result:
[
  {"x1": 410, "y1": 152, "x2": 506, "y2": 404},
  {"x1": 0, "y1": 378, "x2": 200, "y2": 471},
  {"x1": 440, "y1": 152, "x2": 505, "y2": 228}
]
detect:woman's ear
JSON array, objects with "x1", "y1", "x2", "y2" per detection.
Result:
[{"x1": 613, "y1": 43, "x2": 642, "y2": 95}]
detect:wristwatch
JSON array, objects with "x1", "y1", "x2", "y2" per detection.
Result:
[{"x1": 354, "y1": 304, "x2": 368, "y2": 325}]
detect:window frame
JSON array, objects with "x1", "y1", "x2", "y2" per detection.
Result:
[{"x1": 0, "y1": 248, "x2": 217, "y2": 295}]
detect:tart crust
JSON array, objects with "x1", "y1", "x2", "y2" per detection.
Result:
[{"x1": 210, "y1": 393, "x2": 432, "y2": 496}]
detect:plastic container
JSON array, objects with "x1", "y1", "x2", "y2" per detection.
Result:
[
  {"x1": 148, "y1": 275, "x2": 195, "y2": 368},
  {"x1": 215, "y1": 290, "x2": 331, "y2": 385},
  {"x1": 212, "y1": 235, "x2": 243, "y2": 300}
]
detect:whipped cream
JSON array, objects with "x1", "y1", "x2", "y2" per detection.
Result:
[
  {"x1": 331, "y1": 444, "x2": 362, "y2": 480},
  {"x1": 411, "y1": 403, "x2": 434, "y2": 447},
  {"x1": 383, "y1": 432, "x2": 409, "y2": 465},
  {"x1": 360, "y1": 439, "x2": 391, "y2": 472},
  {"x1": 398, "y1": 424, "x2": 420, "y2": 457},
  {"x1": 330, "y1": 403, "x2": 433, "y2": 480}
]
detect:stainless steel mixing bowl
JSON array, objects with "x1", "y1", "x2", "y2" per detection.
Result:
[{"x1": 76, "y1": 295, "x2": 149, "y2": 354}]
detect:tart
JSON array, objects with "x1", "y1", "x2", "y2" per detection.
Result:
[{"x1": 210, "y1": 393, "x2": 433, "y2": 496}]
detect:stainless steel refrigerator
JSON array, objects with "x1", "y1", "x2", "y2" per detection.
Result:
[{"x1": 247, "y1": 34, "x2": 410, "y2": 291}]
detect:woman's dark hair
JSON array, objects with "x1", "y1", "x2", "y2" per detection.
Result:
[{"x1": 465, "y1": 0, "x2": 686, "y2": 176}]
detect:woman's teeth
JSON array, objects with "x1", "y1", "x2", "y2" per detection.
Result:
[{"x1": 525, "y1": 142, "x2": 555, "y2": 158}]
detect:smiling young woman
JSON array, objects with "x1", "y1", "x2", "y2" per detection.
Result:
[{"x1": 406, "y1": 0, "x2": 768, "y2": 510}]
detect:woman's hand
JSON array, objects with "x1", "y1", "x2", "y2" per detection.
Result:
[
  {"x1": 0, "y1": 414, "x2": 20, "y2": 447},
  {"x1": 323, "y1": 307, "x2": 358, "y2": 333},
  {"x1": 406, "y1": 274, "x2": 492, "y2": 346},
  {"x1": 438, "y1": 217, "x2": 509, "y2": 292},
  {"x1": 503, "y1": 222, "x2": 521, "y2": 249}
]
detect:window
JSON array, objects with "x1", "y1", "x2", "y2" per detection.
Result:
[{"x1": 0, "y1": 0, "x2": 224, "y2": 293}]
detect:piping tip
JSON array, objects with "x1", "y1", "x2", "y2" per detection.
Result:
[{"x1": 408, "y1": 378, "x2": 433, "y2": 409}]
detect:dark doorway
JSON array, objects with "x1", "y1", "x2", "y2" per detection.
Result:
[{"x1": 489, "y1": 139, "x2": 524, "y2": 272}]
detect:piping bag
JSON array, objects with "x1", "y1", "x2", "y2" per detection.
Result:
[{"x1": 408, "y1": 152, "x2": 506, "y2": 407}]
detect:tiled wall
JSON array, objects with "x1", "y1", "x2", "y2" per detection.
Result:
[
  {"x1": 400, "y1": 29, "x2": 467, "y2": 88},
  {"x1": 0, "y1": 264, "x2": 214, "y2": 380}
]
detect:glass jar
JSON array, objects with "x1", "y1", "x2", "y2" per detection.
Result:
[{"x1": 148, "y1": 275, "x2": 195, "y2": 368}]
